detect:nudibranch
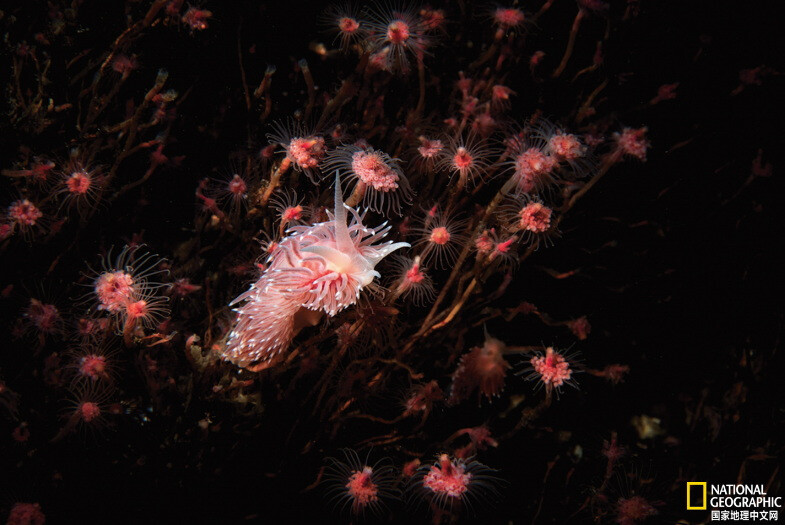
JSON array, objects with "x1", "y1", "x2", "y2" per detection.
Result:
[{"x1": 222, "y1": 176, "x2": 409, "y2": 370}]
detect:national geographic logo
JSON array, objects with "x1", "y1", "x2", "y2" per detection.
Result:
[
  {"x1": 688, "y1": 483, "x2": 782, "y2": 522},
  {"x1": 687, "y1": 482, "x2": 707, "y2": 510}
]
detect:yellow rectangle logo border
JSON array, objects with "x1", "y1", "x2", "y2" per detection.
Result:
[{"x1": 687, "y1": 482, "x2": 707, "y2": 510}]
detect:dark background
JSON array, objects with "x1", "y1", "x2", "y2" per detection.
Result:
[{"x1": 1, "y1": 0, "x2": 783, "y2": 523}]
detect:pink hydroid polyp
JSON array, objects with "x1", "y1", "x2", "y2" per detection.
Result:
[{"x1": 423, "y1": 454, "x2": 471, "y2": 499}]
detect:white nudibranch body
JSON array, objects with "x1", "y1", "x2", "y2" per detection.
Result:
[{"x1": 222, "y1": 176, "x2": 409, "y2": 370}]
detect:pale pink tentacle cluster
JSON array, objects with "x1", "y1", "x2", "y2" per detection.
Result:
[{"x1": 223, "y1": 179, "x2": 409, "y2": 370}]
